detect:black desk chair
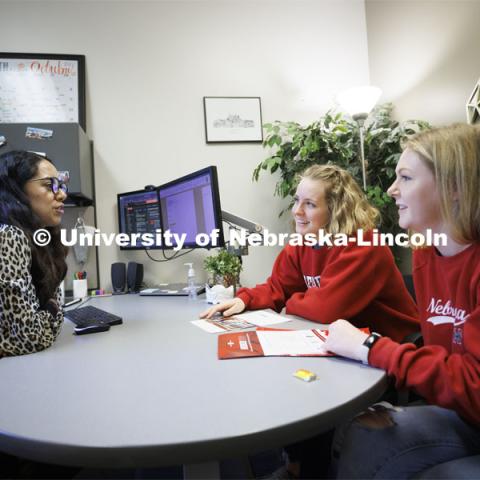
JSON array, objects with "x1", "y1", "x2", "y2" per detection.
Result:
[
  {"x1": 384, "y1": 274, "x2": 423, "y2": 406},
  {"x1": 403, "y1": 273, "x2": 416, "y2": 302}
]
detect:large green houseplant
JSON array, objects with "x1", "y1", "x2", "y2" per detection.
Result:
[{"x1": 253, "y1": 103, "x2": 430, "y2": 235}]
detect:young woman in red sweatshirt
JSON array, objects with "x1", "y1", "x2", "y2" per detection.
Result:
[
  {"x1": 201, "y1": 164, "x2": 418, "y2": 341},
  {"x1": 201, "y1": 164, "x2": 419, "y2": 479},
  {"x1": 326, "y1": 123, "x2": 480, "y2": 478}
]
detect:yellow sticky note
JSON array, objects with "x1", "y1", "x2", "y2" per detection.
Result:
[{"x1": 293, "y1": 369, "x2": 317, "y2": 382}]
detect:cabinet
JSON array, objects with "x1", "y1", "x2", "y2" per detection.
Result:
[
  {"x1": 0, "y1": 122, "x2": 99, "y2": 292},
  {"x1": 0, "y1": 123, "x2": 93, "y2": 206}
]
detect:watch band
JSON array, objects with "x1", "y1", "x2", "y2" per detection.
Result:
[{"x1": 363, "y1": 332, "x2": 382, "y2": 350}]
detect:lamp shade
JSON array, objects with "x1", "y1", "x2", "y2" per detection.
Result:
[{"x1": 337, "y1": 86, "x2": 382, "y2": 117}]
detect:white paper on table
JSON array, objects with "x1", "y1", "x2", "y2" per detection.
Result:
[
  {"x1": 190, "y1": 320, "x2": 225, "y2": 333},
  {"x1": 256, "y1": 329, "x2": 328, "y2": 356},
  {"x1": 191, "y1": 316, "x2": 256, "y2": 333},
  {"x1": 234, "y1": 309, "x2": 291, "y2": 327}
]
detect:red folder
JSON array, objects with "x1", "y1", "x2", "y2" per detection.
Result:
[
  {"x1": 218, "y1": 330, "x2": 266, "y2": 359},
  {"x1": 218, "y1": 327, "x2": 369, "y2": 360}
]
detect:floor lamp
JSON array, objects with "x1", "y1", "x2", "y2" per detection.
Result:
[{"x1": 337, "y1": 86, "x2": 382, "y2": 190}]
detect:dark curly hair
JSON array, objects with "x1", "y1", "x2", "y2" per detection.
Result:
[{"x1": 0, "y1": 150, "x2": 68, "y2": 307}]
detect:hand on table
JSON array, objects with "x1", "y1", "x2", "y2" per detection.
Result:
[
  {"x1": 199, "y1": 298, "x2": 246, "y2": 319},
  {"x1": 45, "y1": 298, "x2": 60, "y2": 315},
  {"x1": 324, "y1": 319, "x2": 370, "y2": 364}
]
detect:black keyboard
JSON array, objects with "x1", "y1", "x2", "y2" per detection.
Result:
[{"x1": 65, "y1": 306, "x2": 123, "y2": 335}]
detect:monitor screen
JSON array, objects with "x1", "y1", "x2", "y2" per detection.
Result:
[
  {"x1": 158, "y1": 166, "x2": 224, "y2": 249},
  {"x1": 117, "y1": 188, "x2": 162, "y2": 250}
]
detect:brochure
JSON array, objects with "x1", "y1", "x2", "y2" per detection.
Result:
[
  {"x1": 218, "y1": 327, "x2": 369, "y2": 359},
  {"x1": 192, "y1": 309, "x2": 291, "y2": 333},
  {"x1": 218, "y1": 328, "x2": 330, "y2": 359}
]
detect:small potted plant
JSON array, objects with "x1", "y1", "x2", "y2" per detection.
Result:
[{"x1": 204, "y1": 249, "x2": 242, "y2": 293}]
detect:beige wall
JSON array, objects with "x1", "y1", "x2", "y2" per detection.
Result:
[
  {"x1": 365, "y1": 0, "x2": 480, "y2": 272},
  {"x1": 366, "y1": 0, "x2": 480, "y2": 125},
  {"x1": 2, "y1": 0, "x2": 479, "y2": 286},
  {"x1": 0, "y1": 0, "x2": 370, "y2": 289}
]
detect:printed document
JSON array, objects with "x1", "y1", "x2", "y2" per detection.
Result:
[{"x1": 192, "y1": 309, "x2": 291, "y2": 333}]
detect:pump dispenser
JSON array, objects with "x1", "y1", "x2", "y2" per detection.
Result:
[{"x1": 184, "y1": 263, "x2": 197, "y2": 300}]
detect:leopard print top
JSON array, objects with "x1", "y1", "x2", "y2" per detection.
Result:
[{"x1": 0, "y1": 224, "x2": 63, "y2": 357}]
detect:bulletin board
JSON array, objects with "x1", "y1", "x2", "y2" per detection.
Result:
[{"x1": 0, "y1": 52, "x2": 86, "y2": 129}]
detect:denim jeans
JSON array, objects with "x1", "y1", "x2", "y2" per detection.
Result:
[{"x1": 332, "y1": 404, "x2": 480, "y2": 479}]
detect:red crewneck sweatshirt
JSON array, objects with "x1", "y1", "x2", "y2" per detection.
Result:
[
  {"x1": 370, "y1": 243, "x2": 480, "y2": 426},
  {"x1": 237, "y1": 232, "x2": 418, "y2": 342}
]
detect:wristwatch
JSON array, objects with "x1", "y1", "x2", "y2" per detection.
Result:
[{"x1": 363, "y1": 332, "x2": 382, "y2": 350}]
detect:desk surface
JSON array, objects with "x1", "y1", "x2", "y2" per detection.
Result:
[{"x1": 0, "y1": 295, "x2": 387, "y2": 468}]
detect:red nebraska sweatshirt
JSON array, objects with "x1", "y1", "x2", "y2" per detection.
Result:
[
  {"x1": 236, "y1": 234, "x2": 418, "y2": 342},
  {"x1": 370, "y1": 243, "x2": 480, "y2": 426}
]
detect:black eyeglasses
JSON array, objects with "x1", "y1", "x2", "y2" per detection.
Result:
[{"x1": 28, "y1": 175, "x2": 69, "y2": 194}]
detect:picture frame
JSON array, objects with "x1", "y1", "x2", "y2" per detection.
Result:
[
  {"x1": 203, "y1": 96, "x2": 263, "y2": 143},
  {"x1": 0, "y1": 52, "x2": 86, "y2": 130}
]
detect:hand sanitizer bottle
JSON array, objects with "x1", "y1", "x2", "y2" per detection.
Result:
[{"x1": 184, "y1": 263, "x2": 197, "y2": 300}]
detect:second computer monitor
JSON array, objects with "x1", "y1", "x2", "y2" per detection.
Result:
[
  {"x1": 117, "y1": 188, "x2": 162, "y2": 250},
  {"x1": 158, "y1": 166, "x2": 224, "y2": 249}
]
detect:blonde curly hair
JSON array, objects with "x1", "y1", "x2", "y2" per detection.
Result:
[{"x1": 299, "y1": 164, "x2": 379, "y2": 235}]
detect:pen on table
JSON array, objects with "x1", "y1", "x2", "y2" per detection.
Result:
[
  {"x1": 214, "y1": 313, "x2": 226, "y2": 322},
  {"x1": 63, "y1": 298, "x2": 82, "y2": 308},
  {"x1": 314, "y1": 329, "x2": 328, "y2": 342}
]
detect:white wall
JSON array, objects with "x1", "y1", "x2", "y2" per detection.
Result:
[
  {"x1": 365, "y1": 0, "x2": 480, "y2": 273},
  {"x1": 0, "y1": 0, "x2": 370, "y2": 289},
  {"x1": 366, "y1": 0, "x2": 480, "y2": 125}
]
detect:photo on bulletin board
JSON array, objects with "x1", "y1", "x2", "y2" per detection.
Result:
[
  {"x1": 0, "y1": 52, "x2": 86, "y2": 130},
  {"x1": 203, "y1": 96, "x2": 263, "y2": 143}
]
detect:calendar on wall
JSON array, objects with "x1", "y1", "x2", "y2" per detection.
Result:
[{"x1": 0, "y1": 53, "x2": 86, "y2": 130}]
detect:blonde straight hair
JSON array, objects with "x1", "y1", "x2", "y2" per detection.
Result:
[
  {"x1": 299, "y1": 164, "x2": 379, "y2": 235},
  {"x1": 405, "y1": 123, "x2": 480, "y2": 243}
]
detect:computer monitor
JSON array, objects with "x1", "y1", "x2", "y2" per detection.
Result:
[
  {"x1": 117, "y1": 188, "x2": 162, "y2": 250},
  {"x1": 158, "y1": 166, "x2": 225, "y2": 249}
]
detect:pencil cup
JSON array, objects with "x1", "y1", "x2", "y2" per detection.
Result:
[{"x1": 73, "y1": 279, "x2": 88, "y2": 299}]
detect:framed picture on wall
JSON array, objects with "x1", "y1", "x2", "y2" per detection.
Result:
[
  {"x1": 0, "y1": 52, "x2": 86, "y2": 130},
  {"x1": 203, "y1": 96, "x2": 263, "y2": 143}
]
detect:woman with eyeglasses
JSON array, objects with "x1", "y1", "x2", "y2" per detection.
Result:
[{"x1": 0, "y1": 150, "x2": 69, "y2": 357}]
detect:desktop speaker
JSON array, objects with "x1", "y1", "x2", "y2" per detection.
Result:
[
  {"x1": 127, "y1": 262, "x2": 144, "y2": 293},
  {"x1": 111, "y1": 262, "x2": 126, "y2": 294}
]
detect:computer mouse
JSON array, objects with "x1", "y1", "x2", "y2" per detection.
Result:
[{"x1": 74, "y1": 324, "x2": 110, "y2": 335}]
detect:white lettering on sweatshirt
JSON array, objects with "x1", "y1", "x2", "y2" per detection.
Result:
[
  {"x1": 426, "y1": 298, "x2": 468, "y2": 326},
  {"x1": 303, "y1": 275, "x2": 321, "y2": 288}
]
